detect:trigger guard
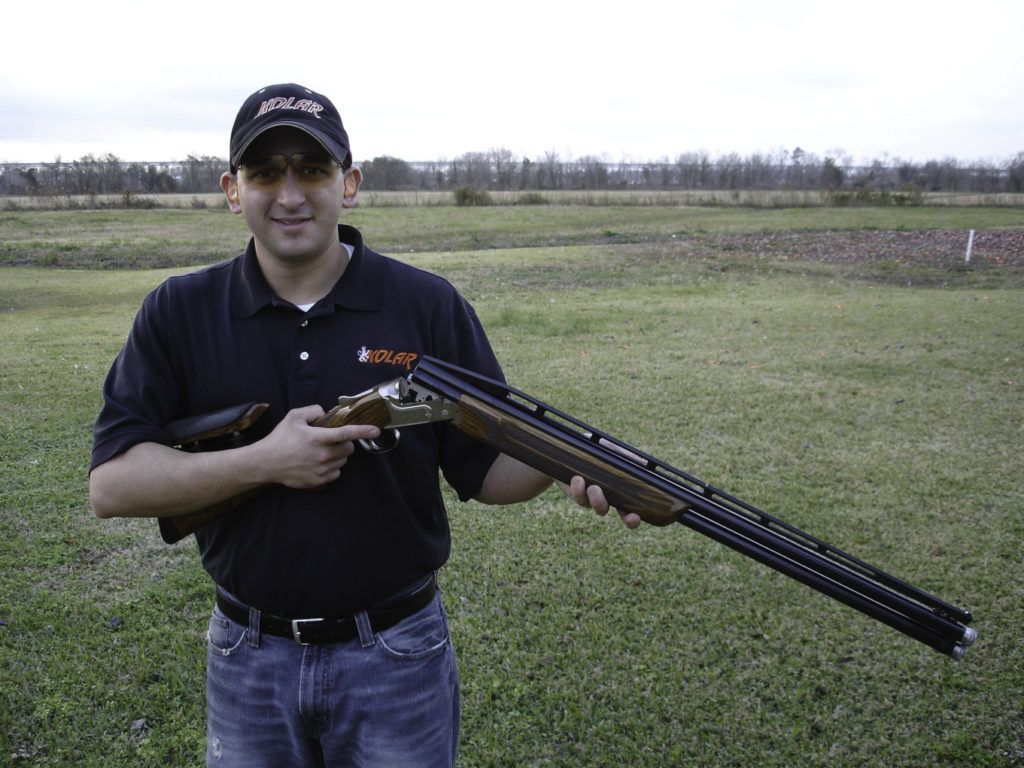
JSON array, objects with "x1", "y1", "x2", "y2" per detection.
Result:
[{"x1": 359, "y1": 429, "x2": 400, "y2": 454}]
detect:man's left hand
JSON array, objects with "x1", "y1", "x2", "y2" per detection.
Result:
[{"x1": 564, "y1": 476, "x2": 642, "y2": 529}]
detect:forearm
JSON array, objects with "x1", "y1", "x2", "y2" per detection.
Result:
[
  {"x1": 89, "y1": 441, "x2": 269, "y2": 519},
  {"x1": 474, "y1": 452, "x2": 554, "y2": 505},
  {"x1": 474, "y1": 453, "x2": 639, "y2": 528}
]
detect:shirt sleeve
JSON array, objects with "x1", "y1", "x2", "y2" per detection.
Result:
[
  {"x1": 431, "y1": 291, "x2": 504, "y2": 501},
  {"x1": 90, "y1": 283, "x2": 180, "y2": 471}
]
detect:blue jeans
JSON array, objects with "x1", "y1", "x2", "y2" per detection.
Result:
[{"x1": 205, "y1": 588, "x2": 460, "y2": 767}]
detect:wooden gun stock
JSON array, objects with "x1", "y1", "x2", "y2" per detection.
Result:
[{"x1": 158, "y1": 392, "x2": 394, "y2": 544}]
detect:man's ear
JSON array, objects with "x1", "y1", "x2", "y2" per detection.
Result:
[
  {"x1": 220, "y1": 172, "x2": 242, "y2": 213},
  {"x1": 342, "y1": 167, "x2": 362, "y2": 209}
]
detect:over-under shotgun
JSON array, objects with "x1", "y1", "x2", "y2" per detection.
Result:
[{"x1": 161, "y1": 356, "x2": 976, "y2": 659}]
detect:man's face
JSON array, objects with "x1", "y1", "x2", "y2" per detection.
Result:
[{"x1": 221, "y1": 127, "x2": 360, "y2": 267}]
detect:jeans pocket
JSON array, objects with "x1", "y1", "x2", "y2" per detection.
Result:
[
  {"x1": 376, "y1": 597, "x2": 450, "y2": 661},
  {"x1": 207, "y1": 606, "x2": 248, "y2": 657}
]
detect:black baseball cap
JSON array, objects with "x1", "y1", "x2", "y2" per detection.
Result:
[{"x1": 229, "y1": 83, "x2": 351, "y2": 172}]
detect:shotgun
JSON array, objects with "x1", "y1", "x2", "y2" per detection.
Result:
[{"x1": 162, "y1": 356, "x2": 976, "y2": 659}]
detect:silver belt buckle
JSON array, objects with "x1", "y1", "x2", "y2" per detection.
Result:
[{"x1": 291, "y1": 617, "x2": 323, "y2": 645}]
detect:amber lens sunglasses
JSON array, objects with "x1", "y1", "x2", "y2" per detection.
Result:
[{"x1": 238, "y1": 153, "x2": 343, "y2": 188}]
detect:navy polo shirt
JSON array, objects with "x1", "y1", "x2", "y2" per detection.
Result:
[{"x1": 91, "y1": 225, "x2": 503, "y2": 617}]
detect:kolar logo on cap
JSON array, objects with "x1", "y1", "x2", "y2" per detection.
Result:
[{"x1": 257, "y1": 96, "x2": 325, "y2": 119}]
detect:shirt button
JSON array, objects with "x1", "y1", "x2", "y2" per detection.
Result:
[
  {"x1": 300, "y1": 319, "x2": 309, "y2": 327},
  {"x1": 299, "y1": 351, "x2": 310, "y2": 361}
]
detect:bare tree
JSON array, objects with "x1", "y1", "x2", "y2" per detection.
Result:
[
  {"x1": 541, "y1": 151, "x2": 563, "y2": 189},
  {"x1": 489, "y1": 148, "x2": 516, "y2": 190},
  {"x1": 1008, "y1": 152, "x2": 1024, "y2": 192}
]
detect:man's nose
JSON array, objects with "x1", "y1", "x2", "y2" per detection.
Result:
[{"x1": 275, "y1": 168, "x2": 306, "y2": 205}]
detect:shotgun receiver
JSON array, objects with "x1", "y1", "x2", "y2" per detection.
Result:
[{"x1": 163, "y1": 356, "x2": 976, "y2": 659}]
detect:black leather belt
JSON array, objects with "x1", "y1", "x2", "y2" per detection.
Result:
[{"x1": 215, "y1": 575, "x2": 436, "y2": 645}]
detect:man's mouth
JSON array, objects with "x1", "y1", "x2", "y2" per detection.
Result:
[{"x1": 273, "y1": 216, "x2": 312, "y2": 229}]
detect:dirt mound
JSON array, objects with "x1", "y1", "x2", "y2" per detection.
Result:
[{"x1": 708, "y1": 229, "x2": 1024, "y2": 267}]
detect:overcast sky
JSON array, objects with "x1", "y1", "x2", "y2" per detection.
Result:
[{"x1": 1, "y1": 0, "x2": 1021, "y2": 166}]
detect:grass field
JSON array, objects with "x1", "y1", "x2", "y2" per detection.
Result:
[
  {"x1": 1, "y1": 203, "x2": 1022, "y2": 766},
  {"x1": 2, "y1": 203, "x2": 1023, "y2": 270}
]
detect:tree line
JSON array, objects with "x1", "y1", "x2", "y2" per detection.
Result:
[
  {"x1": 0, "y1": 154, "x2": 221, "y2": 198},
  {"x1": 2, "y1": 148, "x2": 1022, "y2": 197}
]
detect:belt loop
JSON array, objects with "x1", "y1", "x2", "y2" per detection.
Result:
[
  {"x1": 355, "y1": 610, "x2": 375, "y2": 648},
  {"x1": 247, "y1": 605, "x2": 262, "y2": 648}
]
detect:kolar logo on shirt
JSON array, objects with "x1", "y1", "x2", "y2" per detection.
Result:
[{"x1": 357, "y1": 346, "x2": 419, "y2": 370}]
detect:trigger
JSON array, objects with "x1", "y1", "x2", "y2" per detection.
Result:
[{"x1": 359, "y1": 429, "x2": 400, "y2": 454}]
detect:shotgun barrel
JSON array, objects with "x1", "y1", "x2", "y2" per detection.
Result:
[{"x1": 410, "y1": 356, "x2": 976, "y2": 659}]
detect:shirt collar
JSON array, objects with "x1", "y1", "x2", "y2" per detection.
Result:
[{"x1": 231, "y1": 225, "x2": 384, "y2": 318}]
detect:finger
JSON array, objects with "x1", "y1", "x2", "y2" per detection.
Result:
[
  {"x1": 316, "y1": 424, "x2": 381, "y2": 445},
  {"x1": 340, "y1": 424, "x2": 381, "y2": 442},
  {"x1": 293, "y1": 404, "x2": 327, "y2": 423},
  {"x1": 619, "y1": 511, "x2": 643, "y2": 529},
  {"x1": 318, "y1": 465, "x2": 344, "y2": 483},
  {"x1": 569, "y1": 476, "x2": 593, "y2": 508},
  {"x1": 586, "y1": 484, "x2": 609, "y2": 514},
  {"x1": 333, "y1": 440, "x2": 356, "y2": 459}
]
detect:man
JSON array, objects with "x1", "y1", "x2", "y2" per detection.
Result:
[{"x1": 89, "y1": 83, "x2": 637, "y2": 767}]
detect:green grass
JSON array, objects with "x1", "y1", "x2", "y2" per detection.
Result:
[
  {"x1": 1, "y1": 207, "x2": 1022, "y2": 766},
  {"x1": 2, "y1": 204, "x2": 1023, "y2": 268}
]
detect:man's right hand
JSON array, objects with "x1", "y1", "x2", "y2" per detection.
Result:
[{"x1": 253, "y1": 405, "x2": 381, "y2": 489}]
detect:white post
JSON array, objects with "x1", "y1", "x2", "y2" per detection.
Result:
[{"x1": 965, "y1": 229, "x2": 975, "y2": 263}]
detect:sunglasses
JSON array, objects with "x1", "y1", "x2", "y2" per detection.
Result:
[{"x1": 238, "y1": 153, "x2": 344, "y2": 188}]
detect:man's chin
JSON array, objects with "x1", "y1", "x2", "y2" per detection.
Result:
[{"x1": 255, "y1": 234, "x2": 338, "y2": 266}]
